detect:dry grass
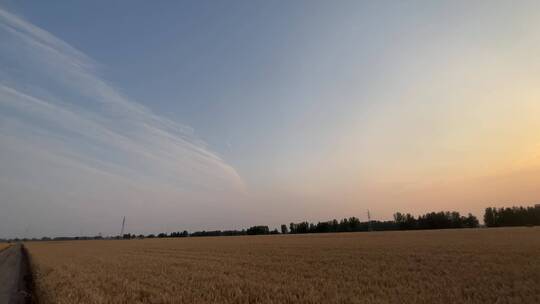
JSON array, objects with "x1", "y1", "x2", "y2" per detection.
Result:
[{"x1": 26, "y1": 227, "x2": 540, "y2": 304}]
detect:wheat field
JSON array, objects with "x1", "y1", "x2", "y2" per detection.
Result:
[{"x1": 26, "y1": 228, "x2": 540, "y2": 304}]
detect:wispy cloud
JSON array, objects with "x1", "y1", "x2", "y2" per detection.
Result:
[{"x1": 0, "y1": 7, "x2": 245, "y2": 237}]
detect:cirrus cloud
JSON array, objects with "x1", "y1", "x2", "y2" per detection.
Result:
[{"x1": 0, "y1": 7, "x2": 245, "y2": 238}]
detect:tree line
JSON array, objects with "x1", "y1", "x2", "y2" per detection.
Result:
[
  {"x1": 97, "y1": 210, "x2": 483, "y2": 240},
  {"x1": 286, "y1": 218, "x2": 397, "y2": 234},
  {"x1": 4, "y1": 205, "x2": 539, "y2": 242},
  {"x1": 137, "y1": 225, "x2": 280, "y2": 239},
  {"x1": 287, "y1": 211, "x2": 479, "y2": 234},
  {"x1": 394, "y1": 211, "x2": 479, "y2": 230},
  {"x1": 484, "y1": 206, "x2": 540, "y2": 227}
]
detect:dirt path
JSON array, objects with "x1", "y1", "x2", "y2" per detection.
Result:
[{"x1": 0, "y1": 244, "x2": 33, "y2": 304}]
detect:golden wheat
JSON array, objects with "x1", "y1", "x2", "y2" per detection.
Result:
[{"x1": 26, "y1": 227, "x2": 540, "y2": 304}]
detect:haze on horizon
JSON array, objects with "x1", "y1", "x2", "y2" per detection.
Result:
[{"x1": 1, "y1": 1, "x2": 540, "y2": 238}]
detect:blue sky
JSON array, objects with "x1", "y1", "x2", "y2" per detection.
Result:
[
  {"x1": 2, "y1": 1, "x2": 540, "y2": 238},
  {"x1": 3, "y1": 1, "x2": 436, "y2": 177},
  {"x1": 4, "y1": 1, "x2": 337, "y2": 181}
]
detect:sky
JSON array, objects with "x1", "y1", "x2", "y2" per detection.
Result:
[{"x1": 1, "y1": 1, "x2": 540, "y2": 238}]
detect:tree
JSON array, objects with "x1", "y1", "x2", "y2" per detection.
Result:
[
  {"x1": 483, "y1": 205, "x2": 540, "y2": 227},
  {"x1": 465, "y1": 213, "x2": 479, "y2": 228},
  {"x1": 288, "y1": 222, "x2": 311, "y2": 234},
  {"x1": 348, "y1": 217, "x2": 361, "y2": 231},
  {"x1": 246, "y1": 226, "x2": 270, "y2": 235},
  {"x1": 484, "y1": 207, "x2": 496, "y2": 227},
  {"x1": 281, "y1": 224, "x2": 288, "y2": 234},
  {"x1": 289, "y1": 222, "x2": 297, "y2": 234},
  {"x1": 339, "y1": 218, "x2": 349, "y2": 232}
]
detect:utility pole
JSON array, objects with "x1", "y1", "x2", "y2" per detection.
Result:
[
  {"x1": 367, "y1": 210, "x2": 373, "y2": 232},
  {"x1": 120, "y1": 216, "x2": 126, "y2": 237}
]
